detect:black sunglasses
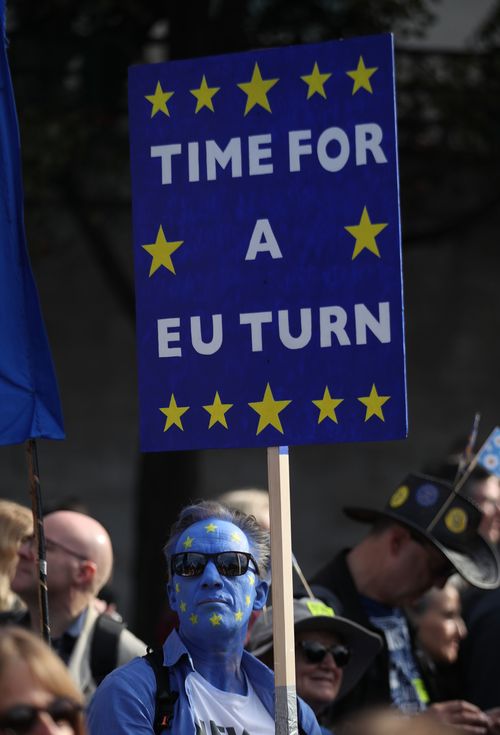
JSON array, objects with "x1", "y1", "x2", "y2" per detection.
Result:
[
  {"x1": 297, "y1": 640, "x2": 351, "y2": 668},
  {"x1": 0, "y1": 697, "x2": 82, "y2": 735},
  {"x1": 171, "y1": 551, "x2": 260, "y2": 578}
]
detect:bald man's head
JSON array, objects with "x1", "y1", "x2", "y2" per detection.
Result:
[{"x1": 43, "y1": 511, "x2": 113, "y2": 594}]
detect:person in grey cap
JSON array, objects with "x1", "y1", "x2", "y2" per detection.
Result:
[
  {"x1": 309, "y1": 473, "x2": 500, "y2": 732},
  {"x1": 248, "y1": 596, "x2": 382, "y2": 734}
]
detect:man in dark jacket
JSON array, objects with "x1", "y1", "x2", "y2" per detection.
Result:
[{"x1": 310, "y1": 472, "x2": 500, "y2": 731}]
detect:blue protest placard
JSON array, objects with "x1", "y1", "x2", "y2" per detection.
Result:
[{"x1": 128, "y1": 33, "x2": 406, "y2": 452}]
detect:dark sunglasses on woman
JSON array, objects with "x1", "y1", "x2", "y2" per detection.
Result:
[
  {"x1": 0, "y1": 697, "x2": 81, "y2": 735},
  {"x1": 297, "y1": 640, "x2": 351, "y2": 667}
]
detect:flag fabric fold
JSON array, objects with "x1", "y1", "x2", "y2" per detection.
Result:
[
  {"x1": 0, "y1": 4, "x2": 64, "y2": 444},
  {"x1": 477, "y1": 427, "x2": 500, "y2": 478}
]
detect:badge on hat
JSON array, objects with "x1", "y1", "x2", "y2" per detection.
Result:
[
  {"x1": 416, "y1": 483, "x2": 439, "y2": 508},
  {"x1": 389, "y1": 485, "x2": 409, "y2": 509},
  {"x1": 444, "y1": 507, "x2": 468, "y2": 534}
]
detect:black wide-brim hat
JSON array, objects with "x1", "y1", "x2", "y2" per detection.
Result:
[
  {"x1": 344, "y1": 473, "x2": 500, "y2": 589},
  {"x1": 248, "y1": 597, "x2": 383, "y2": 700}
]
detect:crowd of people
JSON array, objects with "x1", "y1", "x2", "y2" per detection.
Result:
[{"x1": 0, "y1": 456, "x2": 499, "y2": 734}]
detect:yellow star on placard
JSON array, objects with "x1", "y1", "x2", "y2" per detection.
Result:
[
  {"x1": 160, "y1": 395, "x2": 189, "y2": 431},
  {"x1": 205, "y1": 523, "x2": 217, "y2": 533},
  {"x1": 245, "y1": 595, "x2": 251, "y2": 607},
  {"x1": 189, "y1": 614, "x2": 198, "y2": 625},
  {"x1": 345, "y1": 206, "x2": 388, "y2": 260},
  {"x1": 312, "y1": 387, "x2": 344, "y2": 424},
  {"x1": 203, "y1": 391, "x2": 233, "y2": 429},
  {"x1": 142, "y1": 225, "x2": 183, "y2": 277},
  {"x1": 179, "y1": 601, "x2": 187, "y2": 613},
  {"x1": 210, "y1": 613, "x2": 223, "y2": 626},
  {"x1": 301, "y1": 62, "x2": 332, "y2": 99},
  {"x1": 358, "y1": 384, "x2": 390, "y2": 422},
  {"x1": 346, "y1": 56, "x2": 378, "y2": 94},
  {"x1": 190, "y1": 74, "x2": 220, "y2": 113},
  {"x1": 235, "y1": 610, "x2": 244, "y2": 622},
  {"x1": 248, "y1": 383, "x2": 291, "y2": 435},
  {"x1": 145, "y1": 81, "x2": 174, "y2": 117},
  {"x1": 237, "y1": 63, "x2": 279, "y2": 115},
  {"x1": 182, "y1": 535, "x2": 194, "y2": 549}
]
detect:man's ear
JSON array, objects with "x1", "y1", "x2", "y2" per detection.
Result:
[
  {"x1": 252, "y1": 578, "x2": 269, "y2": 611},
  {"x1": 76, "y1": 560, "x2": 97, "y2": 587},
  {"x1": 389, "y1": 525, "x2": 410, "y2": 556}
]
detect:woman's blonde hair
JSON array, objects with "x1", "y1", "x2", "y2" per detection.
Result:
[
  {"x1": 0, "y1": 626, "x2": 86, "y2": 734},
  {"x1": 0, "y1": 501, "x2": 33, "y2": 611}
]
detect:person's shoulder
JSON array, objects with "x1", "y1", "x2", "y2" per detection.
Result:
[
  {"x1": 297, "y1": 695, "x2": 323, "y2": 735},
  {"x1": 87, "y1": 657, "x2": 158, "y2": 735},
  {"x1": 93, "y1": 655, "x2": 156, "y2": 698},
  {"x1": 309, "y1": 550, "x2": 358, "y2": 610}
]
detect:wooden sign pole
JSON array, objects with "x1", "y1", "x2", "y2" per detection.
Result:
[{"x1": 267, "y1": 445, "x2": 298, "y2": 735}]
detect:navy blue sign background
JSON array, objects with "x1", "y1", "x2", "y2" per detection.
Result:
[{"x1": 128, "y1": 33, "x2": 407, "y2": 452}]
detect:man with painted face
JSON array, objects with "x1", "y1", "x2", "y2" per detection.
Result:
[{"x1": 88, "y1": 501, "x2": 322, "y2": 734}]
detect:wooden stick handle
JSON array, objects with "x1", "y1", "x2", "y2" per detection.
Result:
[{"x1": 267, "y1": 446, "x2": 298, "y2": 735}]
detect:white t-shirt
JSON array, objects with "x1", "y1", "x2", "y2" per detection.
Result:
[{"x1": 185, "y1": 669, "x2": 275, "y2": 735}]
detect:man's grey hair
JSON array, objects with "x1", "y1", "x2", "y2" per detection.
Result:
[{"x1": 163, "y1": 500, "x2": 271, "y2": 580}]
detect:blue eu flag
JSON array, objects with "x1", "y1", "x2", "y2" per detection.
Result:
[{"x1": 0, "y1": 3, "x2": 64, "y2": 444}]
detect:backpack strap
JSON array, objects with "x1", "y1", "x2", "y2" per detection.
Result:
[
  {"x1": 143, "y1": 647, "x2": 179, "y2": 733},
  {"x1": 90, "y1": 613, "x2": 124, "y2": 685}
]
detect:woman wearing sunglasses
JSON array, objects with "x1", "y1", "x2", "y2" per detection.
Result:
[
  {"x1": 248, "y1": 596, "x2": 383, "y2": 734},
  {"x1": 0, "y1": 626, "x2": 85, "y2": 735}
]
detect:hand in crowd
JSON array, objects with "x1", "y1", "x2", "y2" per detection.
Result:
[
  {"x1": 428, "y1": 700, "x2": 491, "y2": 734},
  {"x1": 485, "y1": 708, "x2": 500, "y2": 735}
]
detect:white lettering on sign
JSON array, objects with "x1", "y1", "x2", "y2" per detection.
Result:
[
  {"x1": 151, "y1": 123, "x2": 387, "y2": 184},
  {"x1": 319, "y1": 307, "x2": 351, "y2": 347},
  {"x1": 206, "y1": 138, "x2": 242, "y2": 180},
  {"x1": 158, "y1": 317, "x2": 182, "y2": 357},
  {"x1": 245, "y1": 219, "x2": 283, "y2": 260},
  {"x1": 278, "y1": 308, "x2": 312, "y2": 349},
  {"x1": 190, "y1": 315, "x2": 223, "y2": 355},
  {"x1": 157, "y1": 302, "x2": 391, "y2": 357},
  {"x1": 249, "y1": 134, "x2": 273, "y2": 176},
  {"x1": 355, "y1": 124, "x2": 388, "y2": 165},
  {"x1": 151, "y1": 144, "x2": 182, "y2": 185},
  {"x1": 239, "y1": 311, "x2": 273, "y2": 352},
  {"x1": 354, "y1": 302, "x2": 391, "y2": 344},
  {"x1": 289, "y1": 123, "x2": 387, "y2": 173}
]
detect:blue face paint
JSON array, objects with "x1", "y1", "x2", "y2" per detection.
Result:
[{"x1": 168, "y1": 518, "x2": 268, "y2": 650}]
